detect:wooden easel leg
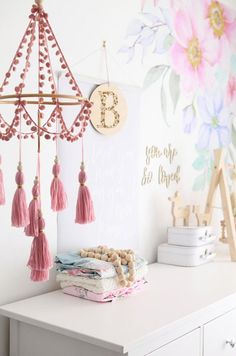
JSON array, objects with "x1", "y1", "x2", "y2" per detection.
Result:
[
  {"x1": 204, "y1": 148, "x2": 236, "y2": 261},
  {"x1": 219, "y1": 170, "x2": 236, "y2": 261}
]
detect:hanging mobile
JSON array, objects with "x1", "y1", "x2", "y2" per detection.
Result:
[{"x1": 0, "y1": 0, "x2": 93, "y2": 280}]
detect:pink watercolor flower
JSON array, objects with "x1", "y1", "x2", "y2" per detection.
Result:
[
  {"x1": 203, "y1": 0, "x2": 236, "y2": 54},
  {"x1": 171, "y1": 9, "x2": 219, "y2": 92},
  {"x1": 169, "y1": 0, "x2": 189, "y2": 11},
  {"x1": 227, "y1": 75, "x2": 236, "y2": 102}
]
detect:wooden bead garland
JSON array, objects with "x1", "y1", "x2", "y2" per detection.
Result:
[{"x1": 80, "y1": 246, "x2": 136, "y2": 288}]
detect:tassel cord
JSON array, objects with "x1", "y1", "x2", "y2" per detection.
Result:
[
  {"x1": 37, "y1": 16, "x2": 42, "y2": 210},
  {"x1": 42, "y1": 25, "x2": 60, "y2": 157}
]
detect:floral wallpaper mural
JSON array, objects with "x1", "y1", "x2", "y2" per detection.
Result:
[{"x1": 120, "y1": 0, "x2": 236, "y2": 191}]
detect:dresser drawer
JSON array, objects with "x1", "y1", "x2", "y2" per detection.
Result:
[
  {"x1": 204, "y1": 309, "x2": 236, "y2": 356},
  {"x1": 148, "y1": 329, "x2": 200, "y2": 356}
]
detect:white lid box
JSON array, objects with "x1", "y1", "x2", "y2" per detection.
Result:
[
  {"x1": 158, "y1": 243, "x2": 216, "y2": 267},
  {"x1": 168, "y1": 226, "x2": 216, "y2": 247}
]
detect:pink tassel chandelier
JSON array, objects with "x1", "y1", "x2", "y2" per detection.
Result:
[
  {"x1": 0, "y1": 0, "x2": 95, "y2": 281},
  {"x1": 0, "y1": 0, "x2": 92, "y2": 140}
]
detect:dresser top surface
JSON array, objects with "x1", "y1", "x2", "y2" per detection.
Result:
[{"x1": 1, "y1": 253, "x2": 236, "y2": 353}]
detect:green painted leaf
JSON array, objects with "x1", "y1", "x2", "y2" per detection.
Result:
[
  {"x1": 163, "y1": 34, "x2": 174, "y2": 52},
  {"x1": 195, "y1": 144, "x2": 207, "y2": 155},
  {"x1": 192, "y1": 156, "x2": 207, "y2": 171},
  {"x1": 192, "y1": 173, "x2": 206, "y2": 191},
  {"x1": 231, "y1": 124, "x2": 236, "y2": 149},
  {"x1": 161, "y1": 83, "x2": 169, "y2": 126},
  {"x1": 143, "y1": 65, "x2": 168, "y2": 89},
  {"x1": 169, "y1": 70, "x2": 180, "y2": 112}
]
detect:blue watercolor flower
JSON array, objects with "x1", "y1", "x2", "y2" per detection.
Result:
[
  {"x1": 197, "y1": 92, "x2": 231, "y2": 150},
  {"x1": 182, "y1": 104, "x2": 196, "y2": 134}
]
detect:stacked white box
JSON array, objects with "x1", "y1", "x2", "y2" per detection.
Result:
[
  {"x1": 167, "y1": 226, "x2": 215, "y2": 247},
  {"x1": 157, "y1": 226, "x2": 216, "y2": 267}
]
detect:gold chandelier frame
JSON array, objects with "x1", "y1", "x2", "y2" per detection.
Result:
[{"x1": 0, "y1": 93, "x2": 88, "y2": 106}]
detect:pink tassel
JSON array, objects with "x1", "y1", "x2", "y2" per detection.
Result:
[
  {"x1": 50, "y1": 157, "x2": 67, "y2": 212},
  {"x1": 27, "y1": 214, "x2": 52, "y2": 282},
  {"x1": 0, "y1": 155, "x2": 5, "y2": 206},
  {"x1": 11, "y1": 162, "x2": 29, "y2": 227},
  {"x1": 75, "y1": 162, "x2": 95, "y2": 224},
  {"x1": 25, "y1": 177, "x2": 39, "y2": 237}
]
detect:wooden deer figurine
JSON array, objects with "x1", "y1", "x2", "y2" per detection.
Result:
[
  {"x1": 192, "y1": 205, "x2": 210, "y2": 226},
  {"x1": 168, "y1": 192, "x2": 191, "y2": 226}
]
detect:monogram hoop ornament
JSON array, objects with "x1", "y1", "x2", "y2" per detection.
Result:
[{"x1": 89, "y1": 84, "x2": 127, "y2": 135}]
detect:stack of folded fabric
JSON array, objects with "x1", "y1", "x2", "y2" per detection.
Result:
[{"x1": 55, "y1": 246, "x2": 148, "y2": 303}]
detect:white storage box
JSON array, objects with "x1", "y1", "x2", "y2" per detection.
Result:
[
  {"x1": 168, "y1": 226, "x2": 215, "y2": 247},
  {"x1": 157, "y1": 243, "x2": 216, "y2": 267}
]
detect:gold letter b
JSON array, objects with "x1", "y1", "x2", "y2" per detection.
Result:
[{"x1": 97, "y1": 91, "x2": 120, "y2": 129}]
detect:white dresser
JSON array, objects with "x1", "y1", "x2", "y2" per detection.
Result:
[{"x1": 1, "y1": 255, "x2": 236, "y2": 356}]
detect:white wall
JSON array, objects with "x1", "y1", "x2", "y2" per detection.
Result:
[
  {"x1": 47, "y1": 0, "x2": 236, "y2": 261},
  {"x1": 0, "y1": 0, "x2": 235, "y2": 355}
]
